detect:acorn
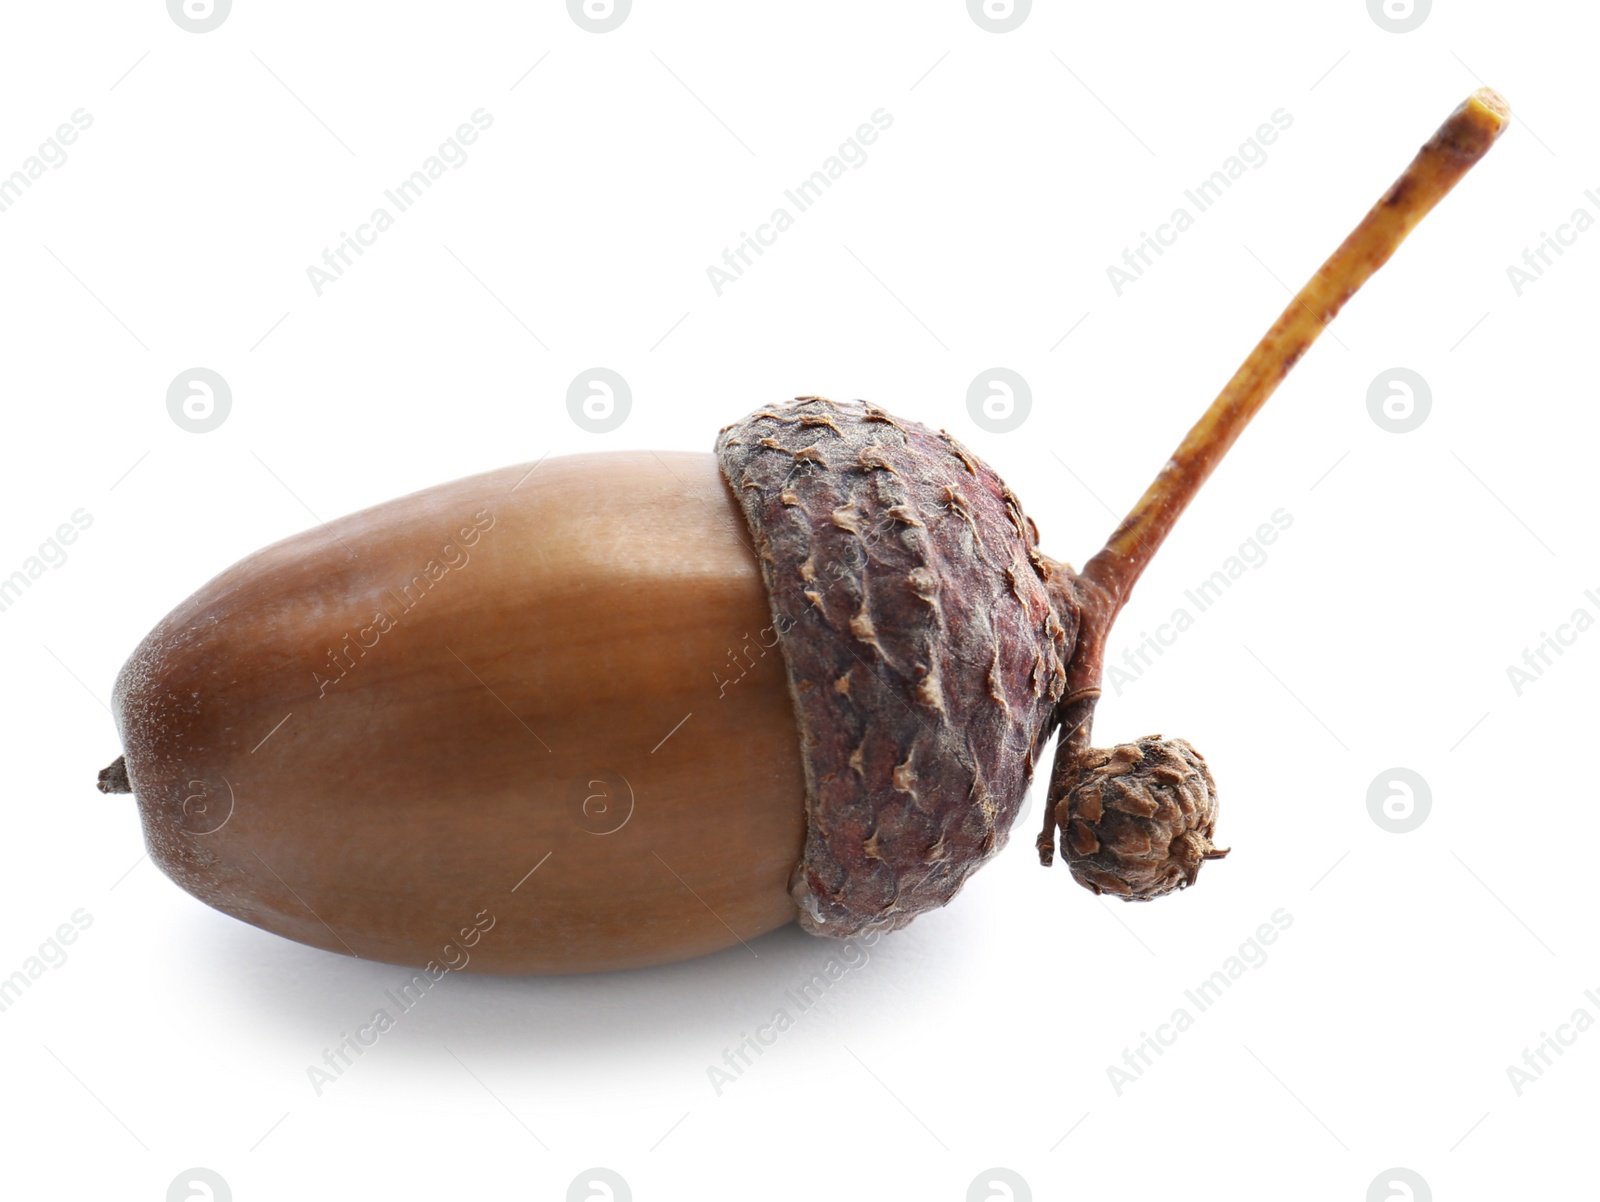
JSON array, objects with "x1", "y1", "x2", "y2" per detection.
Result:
[
  {"x1": 1059, "y1": 736, "x2": 1225, "y2": 901},
  {"x1": 98, "y1": 90, "x2": 1509, "y2": 973}
]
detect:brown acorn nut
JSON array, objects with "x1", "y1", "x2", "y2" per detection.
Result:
[
  {"x1": 97, "y1": 90, "x2": 1509, "y2": 972},
  {"x1": 102, "y1": 415, "x2": 1065, "y2": 971},
  {"x1": 103, "y1": 453, "x2": 812, "y2": 974}
]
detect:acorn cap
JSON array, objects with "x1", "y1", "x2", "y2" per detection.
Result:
[
  {"x1": 717, "y1": 397, "x2": 1072, "y2": 937},
  {"x1": 1060, "y1": 735, "x2": 1228, "y2": 901}
]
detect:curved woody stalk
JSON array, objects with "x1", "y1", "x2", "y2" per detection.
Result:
[{"x1": 1037, "y1": 89, "x2": 1511, "y2": 897}]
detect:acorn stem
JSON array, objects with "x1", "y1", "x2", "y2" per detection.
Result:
[
  {"x1": 98, "y1": 755, "x2": 132, "y2": 794},
  {"x1": 1079, "y1": 87, "x2": 1510, "y2": 620},
  {"x1": 1039, "y1": 89, "x2": 1511, "y2": 867}
]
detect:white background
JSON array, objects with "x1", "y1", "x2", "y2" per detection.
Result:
[{"x1": 0, "y1": 1, "x2": 1593, "y2": 1199}]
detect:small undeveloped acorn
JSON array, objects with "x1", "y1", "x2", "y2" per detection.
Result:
[
  {"x1": 97, "y1": 91, "x2": 1509, "y2": 973},
  {"x1": 1062, "y1": 736, "x2": 1227, "y2": 901}
]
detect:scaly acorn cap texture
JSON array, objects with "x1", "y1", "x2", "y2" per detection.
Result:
[
  {"x1": 716, "y1": 397, "x2": 1074, "y2": 937},
  {"x1": 1060, "y1": 735, "x2": 1228, "y2": 901}
]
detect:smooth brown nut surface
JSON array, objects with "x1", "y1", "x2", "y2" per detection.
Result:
[{"x1": 112, "y1": 451, "x2": 807, "y2": 974}]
